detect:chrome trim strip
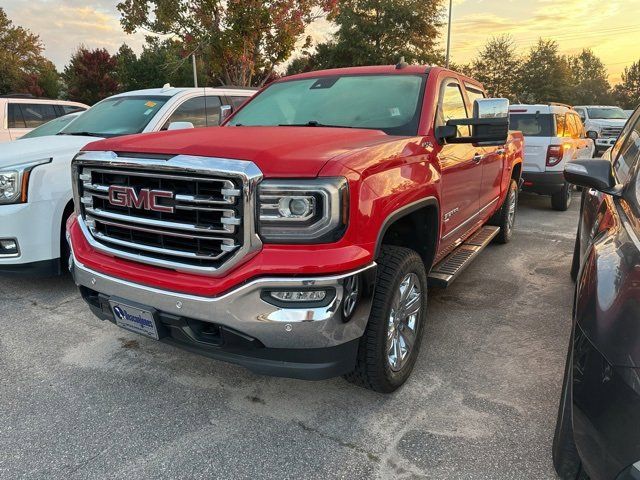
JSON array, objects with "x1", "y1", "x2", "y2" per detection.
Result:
[
  {"x1": 92, "y1": 231, "x2": 234, "y2": 260},
  {"x1": 442, "y1": 197, "x2": 499, "y2": 241},
  {"x1": 85, "y1": 207, "x2": 236, "y2": 234},
  {"x1": 72, "y1": 151, "x2": 263, "y2": 277}
]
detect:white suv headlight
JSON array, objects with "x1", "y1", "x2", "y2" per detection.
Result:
[{"x1": 0, "y1": 159, "x2": 51, "y2": 205}]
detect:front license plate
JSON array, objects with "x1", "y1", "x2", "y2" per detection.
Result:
[{"x1": 109, "y1": 301, "x2": 159, "y2": 340}]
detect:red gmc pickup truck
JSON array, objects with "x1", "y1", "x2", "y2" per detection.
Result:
[{"x1": 67, "y1": 65, "x2": 523, "y2": 392}]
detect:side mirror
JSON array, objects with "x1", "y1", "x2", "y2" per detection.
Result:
[
  {"x1": 586, "y1": 130, "x2": 599, "y2": 140},
  {"x1": 220, "y1": 105, "x2": 233, "y2": 123},
  {"x1": 564, "y1": 159, "x2": 620, "y2": 195},
  {"x1": 435, "y1": 98, "x2": 510, "y2": 146},
  {"x1": 167, "y1": 121, "x2": 195, "y2": 131}
]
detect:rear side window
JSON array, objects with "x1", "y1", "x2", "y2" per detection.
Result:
[
  {"x1": 555, "y1": 114, "x2": 566, "y2": 137},
  {"x1": 565, "y1": 114, "x2": 580, "y2": 139},
  {"x1": 508, "y1": 114, "x2": 553, "y2": 137},
  {"x1": 19, "y1": 103, "x2": 58, "y2": 128},
  {"x1": 7, "y1": 104, "x2": 25, "y2": 128}
]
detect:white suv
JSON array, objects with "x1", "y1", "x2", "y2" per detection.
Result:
[
  {"x1": 573, "y1": 105, "x2": 629, "y2": 155},
  {"x1": 509, "y1": 103, "x2": 595, "y2": 210},
  {"x1": 0, "y1": 95, "x2": 88, "y2": 143},
  {"x1": 0, "y1": 86, "x2": 255, "y2": 276}
]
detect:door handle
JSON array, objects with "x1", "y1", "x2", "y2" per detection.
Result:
[
  {"x1": 496, "y1": 148, "x2": 506, "y2": 155},
  {"x1": 472, "y1": 153, "x2": 483, "y2": 163}
]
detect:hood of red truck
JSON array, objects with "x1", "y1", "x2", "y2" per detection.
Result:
[{"x1": 83, "y1": 126, "x2": 393, "y2": 177}]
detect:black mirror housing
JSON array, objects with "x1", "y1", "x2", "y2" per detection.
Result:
[
  {"x1": 436, "y1": 98, "x2": 510, "y2": 146},
  {"x1": 586, "y1": 130, "x2": 598, "y2": 140},
  {"x1": 564, "y1": 159, "x2": 619, "y2": 194}
]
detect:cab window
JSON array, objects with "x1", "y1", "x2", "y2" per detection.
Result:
[
  {"x1": 163, "y1": 96, "x2": 222, "y2": 129},
  {"x1": 19, "y1": 103, "x2": 58, "y2": 128},
  {"x1": 465, "y1": 87, "x2": 485, "y2": 108},
  {"x1": 438, "y1": 82, "x2": 470, "y2": 137},
  {"x1": 555, "y1": 114, "x2": 566, "y2": 137}
]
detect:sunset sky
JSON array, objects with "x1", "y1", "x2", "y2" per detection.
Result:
[{"x1": 4, "y1": 0, "x2": 640, "y2": 83}]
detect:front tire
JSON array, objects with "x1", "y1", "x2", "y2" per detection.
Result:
[
  {"x1": 552, "y1": 182, "x2": 572, "y2": 211},
  {"x1": 344, "y1": 246, "x2": 427, "y2": 393},
  {"x1": 490, "y1": 179, "x2": 518, "y2": 244}
]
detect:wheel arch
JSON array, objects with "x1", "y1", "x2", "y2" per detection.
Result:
[{"x1": 374, "y1": 197, "x2": 439, "y2": 271}]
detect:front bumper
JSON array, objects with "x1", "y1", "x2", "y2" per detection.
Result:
[
  {"x1": 70, "y1": 249, "x2": 376, "y2": 380},
  {"x1": 0, "y1": 202, "x2": 63, "y2": 276},
  {"x1": 521, "y1": 171, "x2": 565, "y2": 195}
]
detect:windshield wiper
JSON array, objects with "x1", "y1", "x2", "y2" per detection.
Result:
[
  {"x1": 279, "y1": 121, "x2": 353, "y2": 128},
  {"x1": 57, "y1": 131, "x2": 105, "y2": 137}
]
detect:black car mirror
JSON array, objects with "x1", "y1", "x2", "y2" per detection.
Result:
[
  {"x1": 586, "y1": 130, "x2": 598, "y2": 140},
  {"x1": 436, "y1": 98, "x2": 510, "y2": 146},
  {"x1": 564, "y1": 159, "x2": 621, "y2": 195}
]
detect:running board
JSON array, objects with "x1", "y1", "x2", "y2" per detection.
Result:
[{"x1": 428, "y1": 226, "x2": 500, "y2": 288}]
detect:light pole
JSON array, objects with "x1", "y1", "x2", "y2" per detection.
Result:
[
  {"x1": 445, "y1": 0, "x2": 453, "y2": 68},
  {"x1": 192, "y1": 53, "x2": 198, "y2": 88}
]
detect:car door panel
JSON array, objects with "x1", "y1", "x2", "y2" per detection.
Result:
[{"x1": 436, "y1": 80, "x2": 482, "y2": 248}]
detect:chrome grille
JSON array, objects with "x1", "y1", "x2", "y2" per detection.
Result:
[
  {"x1": 73, "y1": 152, "x2": 263, "y2": 276},
  {"x1": 601, "y1": 126, "x2": 623, "y2": 138}
]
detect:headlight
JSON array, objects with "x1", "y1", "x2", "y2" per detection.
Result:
[
  {"x1": 0, "y1": 159, "x2": 51, "y2": 205},
  {"x1": 258, "y1": 177, "x2": 349, "y2": 243}
]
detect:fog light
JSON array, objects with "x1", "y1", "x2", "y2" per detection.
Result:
[
  {"x1": 270, "y1": 290, "x2": 327, "y2": 302},
  {"x1": 262, "y1": 288, "x2": 335, "y2": 307},
  {"x1": 0, "y1": 239, "x2": 18, "y2": 256}
]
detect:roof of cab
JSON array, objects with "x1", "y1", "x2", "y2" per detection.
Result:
[
  {"x1": 110, "y1": 86, "x2": 256, "y2": 99},
  {"x1": 281, "y1": 65, "x2": 484, "y2": 90},
  {"x1": 509, "y1": 103, "x2": 574, "y2": 114}
]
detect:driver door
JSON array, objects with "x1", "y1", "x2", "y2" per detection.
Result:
[{"x1": 436, "y1": 80, "x2": 482, "y2": 244}]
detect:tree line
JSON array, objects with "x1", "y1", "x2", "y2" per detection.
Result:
[{"x1": 0, "y1": 2, "x2": 638, "y2": 109}]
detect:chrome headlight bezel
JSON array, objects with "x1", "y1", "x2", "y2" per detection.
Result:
[
  {"x1": 257, "y1": 177, "x2": 349, "y2": 243},
  {"x1": 0, "y1": 158, "x2": 52, "y2": 205}
]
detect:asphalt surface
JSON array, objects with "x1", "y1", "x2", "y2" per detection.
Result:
[{"x1": 0, "y1": 191, "x2": 580, "y2": 479}]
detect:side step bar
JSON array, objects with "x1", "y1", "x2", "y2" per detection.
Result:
[{"x1": 428, "y1": 225, "x2": 500, "y2": 288}]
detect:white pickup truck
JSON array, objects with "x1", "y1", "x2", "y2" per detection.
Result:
[
  {"x1": 573, "y1": 105, "x2": 629, "y2": 155},
  {"x1": 0, "y1": 86, "x2": 255, "y2": 275}
]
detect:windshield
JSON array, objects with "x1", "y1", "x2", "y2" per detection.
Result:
[
  {"x1": 587, "y1": 107, "x2": 627, "y2": 120},
  {"x1": 21, "y1": 113, "x2": 80, "y2": 139},
  {"x1": 228, "y1": 74, "x2": 426, "y2": 136},
  {"x1": 509, "y1": 114, "x2": 554, "y2": 137},
  {"x1": 59, "y1": 96, "x2": 169, "y2": 137}
]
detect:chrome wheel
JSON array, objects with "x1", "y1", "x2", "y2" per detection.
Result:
[
  {"x1": 387, "y1": 273, "x2": 422, "y2": 372},
  {"x1": 342, "y1": 275, "x2": 359, "y2": 318}
]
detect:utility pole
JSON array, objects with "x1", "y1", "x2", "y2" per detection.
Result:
[
  {"x1": 192, "y1": 53, "x2": 198, "y2": 88},
  {"x1": 445, "y1": 0, "x2": 453, "y2": 68}
]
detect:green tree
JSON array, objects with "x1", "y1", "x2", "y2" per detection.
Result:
[
  {"x1": 289, "y1": 0, "x2": 444, "y2": 72},
  {"x1": 565, "y1": 49, "x2": 612, "y2": 105},
  {"x1": 117, "y1": 0, "x2": 333, "y2": 87},
  {"x1": 516, "y1": 39, "x2": 570, "y2": 104},
  {"x1": 468, "y1": 35, "x2": 520, "y2": 101},
  {"x1": 612, "y1": 60, "x2": 640, "y2": 109},
  {"x1": 64, "y1": 47, "x2": 119, "y2": 104},
  {"x1": 0, "y1": 7, "x2": 60, "y2": 97}
]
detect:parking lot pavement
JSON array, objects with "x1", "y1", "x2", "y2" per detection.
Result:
[{"x1": 0, "y1": 191, "x2": 579, "y2": 480}]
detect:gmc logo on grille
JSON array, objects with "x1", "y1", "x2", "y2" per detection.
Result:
[{"x1": 107, "y1": 186, "x2": 174, "y2": 213}]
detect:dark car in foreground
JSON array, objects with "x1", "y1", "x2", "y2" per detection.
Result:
[{"x1": 553, "y1": 107, "x2": 640, "y2": 479}]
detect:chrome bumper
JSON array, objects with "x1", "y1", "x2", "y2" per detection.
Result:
[{"x1": 69, "y1": 250, "x2": 376, "y2": 349}]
